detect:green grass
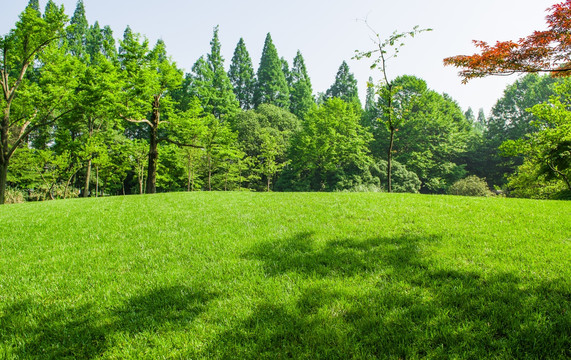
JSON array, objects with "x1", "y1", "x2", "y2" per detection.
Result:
[{"x1": 0, "y1": 192, "x2": 570, "y2": 359}]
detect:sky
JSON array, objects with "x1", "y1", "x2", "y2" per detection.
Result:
[{"x1": 1, "y1": 0, "x2": 557, "y2": 115}]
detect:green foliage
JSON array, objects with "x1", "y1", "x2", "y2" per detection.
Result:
[
  {"x1": 0, "y1": 2, "x2": 73, "y2": 203},
  {"x1": 448, "y1": 175, "x2": 492, "y2": 197},
  {"x1": 232, "y1": 104, "x2": 300, "y2": 190},
  {"x1": 503, "y1": 80, "x2": 571, "y2": 199},
  {"x1": 66, "y1": 0, "x2": 88, "y2": 58},
  {"x1": 228, "y1": 38, "x2": 256, "y2": 110},
  {"x1": 204, "y1": 26, "x2": 240, "y2": 119},
  {"x1": 325, "y1": 61, "x2": 361, "y2": 107},
  {"x1": 376, "y1": 158, "x2": 421, "y2": 193},
  {"x1": 279, "y1": 98, "x2": 375, "y2": 191},
  {"x1": 371, "y1": 76, "x2": 472, "y2": 193},
  {"x1": 289, "y1": 51, "x2": 315, "y2": 119},
  {"x1": 253, "y1": 33, "x2": 290, "y2": 108},
  {"x1": 479, "y1": 74, "x2": 560, "y2": 186},
  {"x1": 190, "y1": 28, "x2": 240, "y2": 120}
]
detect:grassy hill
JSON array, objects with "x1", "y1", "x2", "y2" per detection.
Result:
[{"x1": 1, "y1": 192, "x2": 570, "y2": 359}]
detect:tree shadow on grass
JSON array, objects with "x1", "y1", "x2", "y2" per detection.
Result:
[
  {"x1": 203, "y1": 232, "x2": 571, "y2": 359},
  {"x1": 245, "y1": 231, "x2": 432, "y2": 278},
  {"x1": 0, "y1": 284, "x2": 216, "y2": 359}
]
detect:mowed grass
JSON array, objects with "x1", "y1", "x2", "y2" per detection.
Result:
[{"x1": 0, "y1": 192, "x2": 570, "y2": 359}]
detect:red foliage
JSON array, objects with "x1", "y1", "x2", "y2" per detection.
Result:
[{"x1": 444, "y1": 0, "x2": 571, "y2": 83}]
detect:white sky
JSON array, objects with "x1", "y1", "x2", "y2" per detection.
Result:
[{"x1": 1, "y1": 0, "x2": 557, "y2": 115}]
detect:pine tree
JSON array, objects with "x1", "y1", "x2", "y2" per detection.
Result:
[
  {"x1": 281, "y1": 57, "x2": 292, "y2": 90},
  {"x1": 102, "y1": 25, "x2": 117, "y2": 61},
  {"x1": 193, "y1": 26, "x2": 239, "y2": 119},
  {"x1": 477, "y1": 108, "x2": 486, "y2": 127},
  {"x1": 228, "y1": 38, "x2": 256, "y2": 110},
  {"x1": 85, "y1": 21, "x2": 103, "y2": 60},
  {"x1": 289, "y1": 50, "x2": 314, "y2": 118},
  {"x1": 27, "y1": 0, "x2": 40, "y2": 14},
  {"x1": 464, "y1": 107, "x2": 476, "y2": 123},
  {"x1": 67, "y1": 0, "x2": 89, "y2": 58},
  {"x1": 253, "y1": 33, "x2": 290, "y2": 108},
  {"x1": 326, "y1": 61, "x2": 361, "y2": 107},
  {"x1": 44, "y1": 1, "x2": 58, "y2": 18},
  {"x1": 362, "y1": 76, "x2": 378, "y2": 126}
]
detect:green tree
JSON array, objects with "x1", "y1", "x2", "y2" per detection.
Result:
[
  {"x1": 502, "y1": 80, "x2": 571, "y2": 198},
  {"x1": 0, "y1": 3, "x2": 72, "y2": 204},
  {"x1": 355, "y1": 24, "x2": 431, "y2": 192},
  {"x1": 370, "y1": 76, "x2": 471, "y2": 192},
  {"x1": 66, "y1": 0, "x2": 88, "y2": 58},
  {"x1": 118, "y1": 29, "x2": 184, "y2": 194},
  {"x1": 478, "y1": 74, "x2": 560, "y2": 187},
  {"x1": 232, "y1": 104, "x2": 300, "y2": 190},
  {"x1": 27, "y1": 0, "x2": 40, "y2": 14},
  {"x1": 289, "y1": 51, "x2": 314, "y2": 119},
  {"x1": 362, "y1": 76, "x2": 378, "y2": 127},
  {"x1": 189, "y1": 27, "x2": 239, "y2": 120},
  {"x1": 228, "y1": 38, "x2": 256, "y2": 110},
  {"x1": 325, "y1": 61, "x2": 361, "y2": 107},
  {"x1": 280, "y1": 98, "x2": 375, "y2": 191},
  {"x1": 253, "y1": 33, "x2": 290, "y2": 108}
]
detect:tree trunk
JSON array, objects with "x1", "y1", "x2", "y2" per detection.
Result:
[
  {"x1": 387, "y1": 128, "x2": 394, "y2": 193},
  {"x1": 0, "y1": 107, "x2": 10, "y2": 205},
  {"x1": 145, "y1": 101, "x2": 160, "y2": 194},
  {"x1": 208, "y1": 153, "x2": 212, "y2": 191},
  {"x1": 83, "y1": 158, "x2": 92, "y2": 197},
  {"x1": 140, "y1": 170, "x2": 145, "y2": 194},
  {"x1": 191, "y1": 155, "x2": 196, "y2": 191},
  {"x1": 0, "y1": 161, "x2": 8, "y2": 205},
  {"x1": 95, "y1": 166, "x2": 99, "y2": 197},
  {"x1": 267, "y1": 175, "x2": 271, "y2": 192}
]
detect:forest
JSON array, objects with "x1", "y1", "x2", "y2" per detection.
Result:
[{"x1": 1, "y1": 0, "x2": 570, "y2": 204}]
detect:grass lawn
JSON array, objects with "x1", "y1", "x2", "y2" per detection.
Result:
[{"x1": 0, "y1": 192, "x2": 570, "y2": 359}]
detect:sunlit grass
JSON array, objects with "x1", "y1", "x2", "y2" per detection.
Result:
[{"x1": 1, "y1": 192, "x2": 570, "y2": 359}]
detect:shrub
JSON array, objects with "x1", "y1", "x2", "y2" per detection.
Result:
[
  {"x1": 448, "y1": 176, "x2": 492, "y2": 197},
  {"x1": 376, "y1": 159, "x2": 422, "y2": 193},
  {"x1": 5, "y1": 188, "x2": 25, "y2": 204}
]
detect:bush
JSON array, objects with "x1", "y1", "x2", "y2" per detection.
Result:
[
  {"x1": 376, "y1": 159, "x2": 422, "y2": 193},
  {"x1": 448, "y1": 176, "x2": 492, "y2": 197},
  {"x1": 5, "y1": 188, "x2": 25, "y2": 204}
]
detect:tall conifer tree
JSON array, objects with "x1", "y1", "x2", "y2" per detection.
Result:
[
  {"x1": 254, "y1": 33, "x2": 290, "y2": 108},
  {"x1": 192, "y1": 26, "x2": 239, "y2": 119},
  {"x1": 67, "y1": 0, "x2": 89, "y2": 58},
  {"x1": 362, "y1": 76, "x2": 378, "y2": 126},
  {"x1": 326, "y1": 61, "x2": 361, "y2": 107},
  {"x1": 228, "y1": 38, "x2": 256, "y2": 110},
  {"x1": 289, "y1": 50, "x2": 314, "y2": 118},
  {"x1": 27, "y1": 0, "x2": 40, "y2": 14}
]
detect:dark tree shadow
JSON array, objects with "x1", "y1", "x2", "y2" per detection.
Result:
[
  {"x1": 200, "y1": 232, "x2": 571, "y2": 359},
  {"x1": 0, "y1": 284, "x2": 216, "y2": 359},
  {"x1": 245, "y1": 231, "x2": 432, "y2": 278}
]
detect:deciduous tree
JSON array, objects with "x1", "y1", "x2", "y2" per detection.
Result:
[
  {"x1": 444, "y1": 0, "x2": 571, "y2": 82},
  {"x1": 0, "y1": 3, "x2": 72, "y2": 204},
  {"x1": 354, "y1": 24, "x2": 431, "y2": 192}
]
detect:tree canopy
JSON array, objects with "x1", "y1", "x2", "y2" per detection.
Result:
[{"x1": 444, "y1": 0, "x2": 571, "y2": 82}]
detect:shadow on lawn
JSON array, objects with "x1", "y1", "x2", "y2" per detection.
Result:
[
  {"x1": 0, "y1": 284, "x2": 216, "y2": 359},
  {"x1": 204, "y1": 232, "x2": 571, "y2": 359}
]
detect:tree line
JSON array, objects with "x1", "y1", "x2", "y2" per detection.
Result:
[{"x1": 1, "y1": 0, "x2": 569, "y2": 204}]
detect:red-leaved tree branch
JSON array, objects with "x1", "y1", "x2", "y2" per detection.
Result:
[{"x1": 444, "y1": 0, "x2": 571, "y2": 83}]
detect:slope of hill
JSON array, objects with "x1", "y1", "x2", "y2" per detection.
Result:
[{"x1": 1, "y1": 192, "x2": 570, "y2": 359}]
